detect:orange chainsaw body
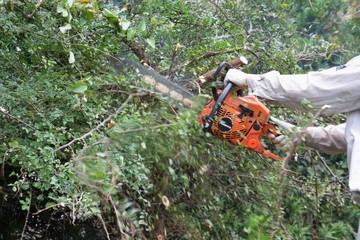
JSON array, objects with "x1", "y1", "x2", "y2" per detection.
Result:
[{"x1": 199, "y1": 88, "x2": 282, "y2": 161}]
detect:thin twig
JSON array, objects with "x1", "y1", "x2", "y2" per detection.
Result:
[
  {"x1": 310, "y1": 151, "x2": 319, "y2": 237},
  {"x1": 27, "y1": 0, "x2": 44, "y2": 18},
  {"x1": 109, "y1": 196, "x2": 128, "y2": 240},
  {"x1": 208, "y1": 0, "x2": 230, "y2": 22},
  {"x1": 282, "y1": 105, "x2": 331, "y2": 171},
  {"x1": 315, "y1": 151, "x2": 348, "y2": 189},
  {"x1": 182, "y1": 48, "x2": 244, "y2": 69},
  {"x1": 1, "y1": 149, "x2": 9, "y2": 181},
  {"x1": 270, "y1": 145, "x2": 297, "y2": 238},
  {"x1": 308, "y1": 105, "x2": 331, "y2": 126},
  {"x1": 71, "y1": 192, "x2": 84, "y2": 225},
  {"x1": 98, "y1": 214, "x2": 111, "y2": 240},
  {"x1": 0, "y1": 110, "x2": 36, "y2": 130},
  {"x1": 106, "y1": 168, "x2": 118, "y2": 199},
  {"x1": 117, "y1": 124, "x2": 173, "y2": 134},
  {"x1": 56, "y1": 93, "x2": 146, "y2": 151},
  {"x1": 167, "y1": 44, "x2": 179, "y2": 77},
  {"x1": 193, "y1": 80, "x2": 202, "y2": 95},
  {"x1": 33, "y1": 202, "x2": 66, "y2": 215},
  {"x1": 20, "y1": 192, "x2": 32, "y2": 240},
  {"x1": 271, "y1": 105, "x2": 331, "y2": 237}
]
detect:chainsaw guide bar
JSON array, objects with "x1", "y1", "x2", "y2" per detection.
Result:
[{"x1": 110, "y1": 55, "x2": 195, "y2": 108}]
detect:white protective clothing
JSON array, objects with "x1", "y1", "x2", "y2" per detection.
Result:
[
  {"x1": 305, "y1": 123, "x2": 347, "y2": 155},
  {"x1": 268, "y1": 117, "x2": 347, "y2": 155},
  {"x1": 346, "y1": 110, "x2": 360, "y2": 206},
  {"x1": 247, "y1": 56, "x2": 360, "y2": 115},
  {"x1": 240, "y1": 56, "x2": 360, "y2": 206}
]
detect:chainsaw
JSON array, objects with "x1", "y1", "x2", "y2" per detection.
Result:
[
  {"x1": 198, "y1": 62, "x2": 283, "y2": 160},
  {"x1": 110, "y1": 56, "x2": 282, "y2": 160}
]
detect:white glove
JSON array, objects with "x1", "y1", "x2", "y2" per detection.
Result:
[
  {"x1": 224, "y1": 69, "x2": 250, "y2": 88},
  {"x1": 268, "y1": 116, "x2": 304, "y2": 147}
]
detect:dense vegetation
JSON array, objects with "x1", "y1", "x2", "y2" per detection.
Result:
[{"x1": 0, "y1": 0, "x2": 359, "y2": 239}]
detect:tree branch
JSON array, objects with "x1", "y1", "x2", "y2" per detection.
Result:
[
  {"x1": 122, "y1": 38, "x2": 148, "y2": 64},
  {"x1": 108, "y1": 196, "x2": 128, "y2": 240},
  {"x1": 193, "y1": 55, "x2": 248, "y2": 87},
  {"x1": 98, "y1": 214, "x2": 111, "y2": 240},
  {"x1": 56, "y1": 93, "x2": 146, "y2": 152},
  {"x1": 315, "y1": 151, "x2": 348, "y2": 189},
  {"x1": 271, "y1": 105, "x2": 331, "y2": 237},
  {"x1": 0, "y1": 108, "x2": 35, "y2": 131}
]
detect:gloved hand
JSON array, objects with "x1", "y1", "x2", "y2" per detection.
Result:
[
  {"x1": 224, "y1": 69, "x2": 250, "y2": 88},
  {"x1": 268, "y1": 116, "x2": 304, "y2": 148}
]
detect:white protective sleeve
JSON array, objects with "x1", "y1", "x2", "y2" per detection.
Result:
[
  {"x1": 346, "y1": 110, "x2": 360, "y2": 206},
  {"x1": 305, "y1": 123, "x2": 347, "y2": 155},
  {"x1": 247, "y1": 56, "x2": 360, "y2": 115}
]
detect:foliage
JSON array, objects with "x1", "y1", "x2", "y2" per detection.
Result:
[{"x1": 0, "y1": 0, "x2": 359, "y2": 239}]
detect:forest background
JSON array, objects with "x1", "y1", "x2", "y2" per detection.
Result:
[{"x1": 0, "y1": 0, "x2": 360, "y2": 239}]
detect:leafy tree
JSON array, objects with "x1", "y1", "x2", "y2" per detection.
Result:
[{"x1": 0, "y1": 0, "x2": 359, "y2": 239}]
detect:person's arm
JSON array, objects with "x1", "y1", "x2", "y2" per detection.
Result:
[
  {"x1": 304, "y1": 124, "x2": 347, "y2": 155},
  {"x1": 270, "y1": 117, "x2": 347, "y2": 155},
  {"x1": 247, "y1": 56, "x2": 360, "y2": 114}
]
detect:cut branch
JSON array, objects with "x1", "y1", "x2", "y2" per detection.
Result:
[{"x1": 194, "y1": 55, "x2": 248, "y2": 87}]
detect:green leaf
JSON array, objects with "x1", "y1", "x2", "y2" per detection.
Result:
[
  {"x1": 96, "y1": 152, "x2": 107, "y2": 157},
  {"x1": 71, "y1": 81, "x2": 88, "y2": 93},
  {"x1": 36, "y1": 194, "x2": 44, "y2": 201},
  {"x1": 168, "y1": 166, "x2": 175, "y2": 176},
  {"x1": 9, "y1": 140, "x2": 19, "y2": 148},
  {"x1": 146, "y1": 38, "x2": 156, "y2": 48},
  {"x1": 103, "y1": 9, "x2": 121, "y2": 31},
  {"x1": 21, "y1": 203, "x2": 29, "y2": 211},
  {"x1": 127, "y1": 28, "x2": 136, "y2": 40},
  {"x1": 138, "y1": 20, "x2": 147, "y2": 35},
  {"x1": 67, "y1": 0, "x2": 74, "y2": 7}
]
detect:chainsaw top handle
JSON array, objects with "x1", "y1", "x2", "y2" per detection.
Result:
[
  {"x1": 211, "y1": 61, "x2": 231, "y2": 101},
  {"x1": 204, "y1": 62, "x2": 235, "y2": 133}
]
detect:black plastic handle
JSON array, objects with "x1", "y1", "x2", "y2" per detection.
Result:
[
  {"x1": 212, "y1": 61, "x2": 230, "y2": 101},
  {"x1": 203, "y1": 81, "x2": 234, "y2": 132}
]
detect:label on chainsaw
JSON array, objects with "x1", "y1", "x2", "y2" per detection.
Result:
[{"x1": 218, "y1": 117, "x2": 233, "y2": 132}]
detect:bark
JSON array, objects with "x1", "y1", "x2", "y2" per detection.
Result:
[
  {"x1": 196, "y1": 57, "x2": 248, "y2": 87},
  {"x1": 122, "y1": 38, "x2": 148, "y2": 64}
]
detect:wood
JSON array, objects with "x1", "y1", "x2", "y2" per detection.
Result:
[{"x1": 196, "y1": 56, "x2": 248, "y2": 87}]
